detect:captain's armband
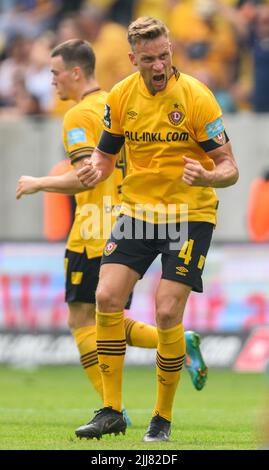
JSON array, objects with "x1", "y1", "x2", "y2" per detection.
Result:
[
  {"x1": 199, "y1": 131, "x2": 229, "y2": 152},
  {"x1": 98, "y1": 130, "x2": 125, "y2": 155}
]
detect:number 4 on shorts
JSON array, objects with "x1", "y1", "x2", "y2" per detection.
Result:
[{"x1": 177, "y1": 239, "x2": 194, "y2": 265}]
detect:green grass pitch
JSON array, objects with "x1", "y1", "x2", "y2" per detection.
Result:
[{"x1": 0, "y1": 365, "x2": 266, "y2": 450}]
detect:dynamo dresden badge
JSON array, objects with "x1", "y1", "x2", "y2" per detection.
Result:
[
  {"x1": 104, "y1": 241, "x2": 118, "y2": 256},
  {"x1": 213, "y1": 132, "x2": 227, "y2": 146},
  {"x1": 168, "y1": 110, "x2": 184, "y2": 126}
]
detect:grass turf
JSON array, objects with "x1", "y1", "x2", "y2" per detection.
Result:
[{"x1": 0, "y1": 365, "x2": 266, "y2": 450}]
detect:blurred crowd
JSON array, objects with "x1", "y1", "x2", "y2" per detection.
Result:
[{"x1": 1, "y1": 0, "x2": 269, "y2": 119}]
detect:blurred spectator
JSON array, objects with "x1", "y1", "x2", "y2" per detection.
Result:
[
  {"x1": 87, "y1": 0, "x2": 135, "y2": 25},
  {"x1": 1, "y1": 0, "x2": 269, "y2": 118},
  {"x1": 134, "y1": 0, "x2": 170, "y2": 23},
  {"x1": 252, "y1": 5, "x2": 269, "y2": 111},
  {"x1": 14, "y1": 77, "x2": 43, "y2": 115},
  {"x1": 57, "y1": 0, "x2": 84, "y2": 16},
  {"x1": 0, "y1": 75, "x2": 43, "y2": 119},
  {"x1": 50, "y1": 2, "x2": 135, "y2": 115},
  {"x1": 0, "y1": 1, "x2": 62, "y2": 43},
  {"x1": 0, "y1": 1, "x2": 17, "y2": 13},
  {"x1": 24, "y1": 35, "x2": 54, "y2": 113},
  {"x1": 54, "y1": 13, "x2": 81, "y2": 43},
  {"x1": 220, "y1": 1, "x2": 269, "y2": 111},
  {"x1": 0, "y1": 35, "x2": 32, "y2": 107},
  {"x1": 168, "y1": 0, "x2": 238, "y2": 110},
  {"x1": 106, "y1": 0, "x2": 137, "y2": 25},
  {"x1": 76, "y1": 4, "x2": 133, "y2": 91}
]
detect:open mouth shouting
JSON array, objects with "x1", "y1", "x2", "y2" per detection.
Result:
[{"x1": 152, "y1": 73, "x2": 166, "y2": 90}]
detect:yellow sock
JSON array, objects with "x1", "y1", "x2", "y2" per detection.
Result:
[
  {"x1": 73, "y1": 325, "x2": 103, "y2": 400},
  {"x1": 154, "y1": 323, "x2": 185, "y2": 422},
  {"x1": 124, "y1": 317, "x2": 158, "y2": 348},
  {"x1": 97, "y1": 311, "x2": 125, "y2": 412}
]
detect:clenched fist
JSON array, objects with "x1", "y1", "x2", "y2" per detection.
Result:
[
  {"x1": 182, "y1": 156, "x2": 211, "y2": 187},
  {"x1": 76, "y1": 158, "x2": 102, "y2": 187}
]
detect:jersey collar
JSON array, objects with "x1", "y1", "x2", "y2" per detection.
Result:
[{"x1": 81, "y1": 87, "x2": 101, "y2": 100}]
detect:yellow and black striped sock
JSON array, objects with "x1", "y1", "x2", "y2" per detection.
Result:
[
  {"x1": 96, "y1": 311, "x2": 126, "y2": 412},
  {"x1": 124, "y1": 317, "x2": 158, "y2": 348},
  {"x1": 154, "y1": 323, "x2": 185, "y2": 422},
  {"x1": 73, "y1": 325, "x2": 103, "y2": 400}
]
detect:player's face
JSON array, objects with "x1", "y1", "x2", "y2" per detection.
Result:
[
  {"x1": 129, "y1": 35, "x2": 173, "y2": 95},
  {"x1": 51, "y1": 55, "x2": 75, "y2": 100}
]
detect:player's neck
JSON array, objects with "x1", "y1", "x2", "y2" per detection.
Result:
[{"x1": 76, "y1": 80, "x2": 101, "y2": 102}]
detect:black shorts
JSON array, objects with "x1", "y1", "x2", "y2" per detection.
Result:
[
  {"x1": 64, "y1": 249, "x2": 132, "y2": 307},
  {"x1": 101, "y1": 216, "x2": 214, "y2": 293}
]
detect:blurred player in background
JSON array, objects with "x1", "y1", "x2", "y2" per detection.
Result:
[
  {"x1": 77, "y1": 17, "x2": 239, "y2": 442},
  {"x1": 16, "y1": 39, "x2": 208, "y2": 424}
]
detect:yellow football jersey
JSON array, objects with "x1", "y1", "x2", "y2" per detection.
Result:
[
  {"x1": 63, "y1": 90, "x2": 123, "y2": 258},
  {"x1": 103, "y1": 70, "x2": 225, "y2": 224}
]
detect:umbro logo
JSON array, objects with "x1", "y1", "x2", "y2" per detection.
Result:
[
  {"x1": 176, "y1": 266, "x2": 188, "y2": 276},
  {"x1": 157, "y1": 374, "x2": 166, "y2": 384},
  {"x1": 99, "y1": 363, "x2": 109, "y2": 372},
  {"x1": 127, "y1": 110, "x2": 138, "y2": 119}
]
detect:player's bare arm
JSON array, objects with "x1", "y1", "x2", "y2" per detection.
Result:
[
  {"x1": 77, "y1": 148, "x2": 117, "y2": 188},
  {"x1": 16, "y1": 159, "x2": 94, "y2": 200},
  {"x1": 182, "y1": 142, "x2": 239, "y2": 188}
]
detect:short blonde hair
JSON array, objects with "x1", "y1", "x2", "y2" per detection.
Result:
[{"x1": 127, "y1": 16, "x2": 169, "y2": 50}]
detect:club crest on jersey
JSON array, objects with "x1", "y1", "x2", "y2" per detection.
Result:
[
  {"x1": 168, "y1": 110, "x2": 184, "y2": 126},
  {"x1": 213, "y1": 132, "x2": 227, "y2": 146},
  {"x1": 104, "y1": 241, "x2": 118, "y2": 256}
]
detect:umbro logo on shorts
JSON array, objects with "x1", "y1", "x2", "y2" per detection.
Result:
[{"x1": 176, "y1": 266, "x2": 189, "y2": 276}]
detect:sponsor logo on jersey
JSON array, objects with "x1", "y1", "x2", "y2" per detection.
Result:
[
  {"x1": 104, "y1": 104, "x2": 111, "y2": 128},
  {"x1": 124, "y1": 130, "x2": 189, "y2": 143},
  {"x1": 104, "y1": 241, "x2": 118, "y2": 256},
  {"x1": 212, "y1": 132, "x2": 227, "y2": 146},
  {"x1": 67, "y1": 128, "x2": 86, "y2": 145},
  {"x1": 205, "y1": 117, "x2": 225, "y2": 139},
  {"x1": 168, "y1": 110, "x2": 185, "y2": 126}
]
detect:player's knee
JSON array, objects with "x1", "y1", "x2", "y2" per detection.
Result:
[
  {"x1": 96, "y1": 287, "x2": 124, "y2": 312},
  {"x1": 156, "y1": 309, "x2": 176, "y2": 329},
  {"x1": 67, "y1": 303, "x2": 95, "y2": 331},
  {"x1": 155, "y1": 300, "x2": 184, "y2": 328},
  {"x1": 67, "y1": 311, "x2": 87, "y2": 330},
  {"x1": 67, "y1": 313, "x2": 77, "y2": 331}
]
